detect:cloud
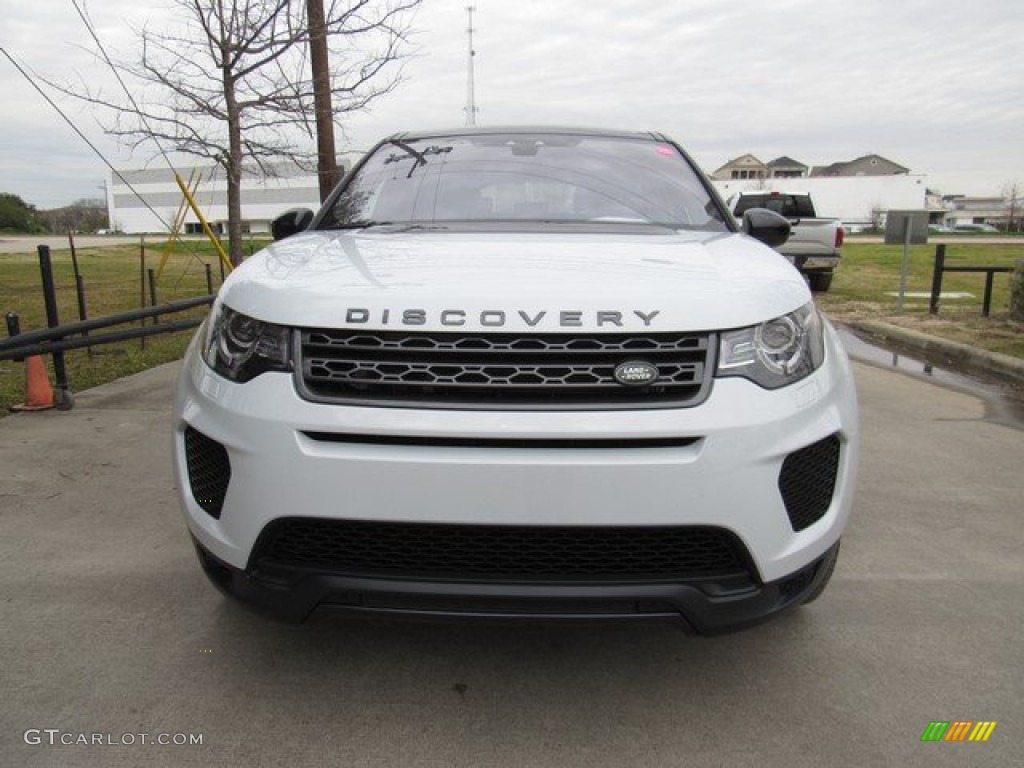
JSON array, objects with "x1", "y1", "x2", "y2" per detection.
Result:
[{"x1": 2, "y1": 0, "x2": 1022, "y2": 207}]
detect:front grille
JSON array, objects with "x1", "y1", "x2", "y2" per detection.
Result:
[
  {"x1": 183, "y1": 427, "x2": 231, "y2": 519},
  {"x1": 297, "y1": 329, "x2": 713, "y2": 409},
  {"x1": 778, "y1": 434, "x2": 841, "y2": 531},
  {"x1": 250, "y1": 519, "x2": 751, "y2": 582}
]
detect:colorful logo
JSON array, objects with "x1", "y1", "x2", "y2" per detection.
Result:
[{"x1": 921, "y1": 721, "x2": 997, "y2": 743}]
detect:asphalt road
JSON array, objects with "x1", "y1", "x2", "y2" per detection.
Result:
[
  {"x1": 0, "y1": 235, "x2": 212, "y2": 255},
  {"x1": 846, "y1": 235, "x2": 1024, "y2": 245},
  {"x1": 1, "y1": 359, "x2": 1021, "y2": 767},
  {"x1": 0, "y1": 235, "x2": 142, "y2": 254}
]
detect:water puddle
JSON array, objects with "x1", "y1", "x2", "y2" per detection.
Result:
[{"x1": 837, "y1": 326, "x2": 1024, "y2": 430}]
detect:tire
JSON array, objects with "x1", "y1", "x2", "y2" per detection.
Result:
[
  {"x1": 807, "y1": 271, "x2": 833, "y2": 293},
  {"x1": 800, "y1": 542, "x2": 840, "y2": 605}
]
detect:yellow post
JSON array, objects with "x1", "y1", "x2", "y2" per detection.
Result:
[
  {"x1": 174, "y1": 172, "x2": 233, "y2": 274},
  {"x1": 156, "y1": 168, "x2": 200, "y2": 281}
]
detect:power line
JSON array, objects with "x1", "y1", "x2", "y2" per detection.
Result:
[
  {"x1": 69, "y1": 0, "x2": 177, "y2": 175},
  {"x1": 0, "y1": 46, "x2": 173, "y2": 232},
  {"x1": 66, "y1": 0, "x2": 227, "y2": 272}
]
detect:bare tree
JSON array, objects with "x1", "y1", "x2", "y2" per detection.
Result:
[
  {"x1": 54, "y1": 0, "x2": 419, "y2": 265},
  {"x1": 1002, "y1": 180, "x2": 1022, "y2": 233}
]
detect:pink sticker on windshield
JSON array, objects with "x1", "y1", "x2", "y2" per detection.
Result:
[{"x1": 655, "y1": 145, "x2": 674, "y2": 156}]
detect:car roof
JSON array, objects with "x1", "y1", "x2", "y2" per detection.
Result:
[{"x1": 387, "y1": 126, "x2": 669, "y2": 142}]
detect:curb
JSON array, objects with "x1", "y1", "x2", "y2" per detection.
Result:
[{"x1": 846, "y1": 319, "x2": 1024, "y2": 383}]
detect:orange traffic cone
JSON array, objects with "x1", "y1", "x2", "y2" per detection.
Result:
[{"x1": 9, "y1": 355, "x2": 55, "y2": 412}]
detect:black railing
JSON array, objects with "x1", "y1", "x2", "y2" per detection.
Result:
[
  {"x1": 2, "y1": 297, "x2": 213, "y2": 360},
  {"x1": 929, "y1": 244, "x2": 1015, "y2": 317},
  {"x1": 3, "y1": 245, "x2": 215, "y2": 409}
]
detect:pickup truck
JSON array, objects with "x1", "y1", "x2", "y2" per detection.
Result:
[
  {"x1": 174, "y1": 127, "x2": 859, "y2": 635},
  {"x1": 729, "y1": 192, "x2": 844, "y2": 292}
]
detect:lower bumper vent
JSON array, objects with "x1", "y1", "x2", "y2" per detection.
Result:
[
  {"x1": 250, "y1": 519, "x2": 752, "y2": 582},
  {"x1": 779, "y1": 434, "x2": 841, "y2": 531},
  {"x1": 184, "y1": 426, "x2": 231, "y2": 519}
]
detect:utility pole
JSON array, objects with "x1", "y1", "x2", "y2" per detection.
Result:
[
  {"x1": 308, "y1": 0, "x2": 339, "y2": 202},
  {"x1": 465, "y1": 5, "x2": 478, "y2": 126}
]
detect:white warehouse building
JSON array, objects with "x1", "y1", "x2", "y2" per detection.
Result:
[{"x1": 106, "y1": 160, "x2": 353, "y2": 235}]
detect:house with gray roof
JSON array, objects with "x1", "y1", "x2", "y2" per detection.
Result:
[{"x1": 809, "y1": 154, "x2": 909, "y2": 177}]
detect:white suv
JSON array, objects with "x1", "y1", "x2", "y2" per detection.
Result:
[{"x1": 174, "y1": 127, "x2": 858, "y2": 634}]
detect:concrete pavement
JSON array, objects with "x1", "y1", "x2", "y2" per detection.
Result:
[{"x1": 1, "y1": 359, "x2": 1021, "y2": 767}]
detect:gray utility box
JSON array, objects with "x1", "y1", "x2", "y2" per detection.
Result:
[{"x1": 884, "y1": 210, "x2": 930, "y2": 245}]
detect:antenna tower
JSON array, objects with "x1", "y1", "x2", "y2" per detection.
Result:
[{"x1": 465, "y1": 5, "x2": 478, "y2": 126}]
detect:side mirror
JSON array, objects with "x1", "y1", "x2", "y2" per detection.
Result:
[
  {"x1": 742, "y1": 208, "x2": 791, "y2": 248},
  {"x1": 271, "y1": 208, "x2": 315, "y2": 241}
]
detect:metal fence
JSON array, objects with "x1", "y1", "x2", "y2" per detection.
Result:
[{"x1": 2, "y1": 244, "x2": 215, "y2": 409}]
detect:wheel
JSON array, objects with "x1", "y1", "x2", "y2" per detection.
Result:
[
  {"x1": 807, "y1": 272, "x2": 833, "y2": 292},
  {"x1": 800, "y1": 542, "x2": 840, "y2": 605}
]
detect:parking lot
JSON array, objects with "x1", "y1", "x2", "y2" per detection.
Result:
[{"x1": 1, "y1": 357, "x2": 1021, "y2": 767}]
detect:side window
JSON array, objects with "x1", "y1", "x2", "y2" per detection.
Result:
[
  {"x1": 733, "y1": 195, "x2": 765, "y2": 215},
  {"x1": 792, "y1": 196, "x2": 816, "y2": 218}
]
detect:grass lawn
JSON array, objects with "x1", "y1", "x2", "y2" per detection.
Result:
[
  {"x1": 817, "y1": 240, "x2": 1024, "y2": 358},
  {"x1": 1, "y1": 235, "x2": 1021, "y2": 415}
]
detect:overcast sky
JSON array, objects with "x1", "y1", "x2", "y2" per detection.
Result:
[{"x1": 2, "y1": 0, "x2": 1022, "y2": 208}]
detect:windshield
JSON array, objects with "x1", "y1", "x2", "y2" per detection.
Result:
[{"x1": 319, "y1": 133, "x2": 729, "y2": 232}]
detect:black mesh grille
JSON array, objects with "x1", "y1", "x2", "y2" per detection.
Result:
[
  {"x1": 297, "y1": 329, "x2": 712, "y2": 409},
  {"x1": 250, "y1": 519, "x2": 751, "y2": 581},
  {"x1": 779, "y1": 434, "x2": 841, "y2": 531},
  {"x1": 184, "y1": 427, "x2": 231, "y2": 519}
]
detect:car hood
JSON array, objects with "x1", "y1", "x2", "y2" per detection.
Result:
[{"x1": 219, "y1": 228, "x2": 810, "y2": 332}]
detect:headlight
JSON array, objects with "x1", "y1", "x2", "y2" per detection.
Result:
[
  {"x1": 716, "y1": 302, "x2": 825, "y2": 389},
  {"x1": 202, "y1": 305, "x2": 292, "y2": 382}
]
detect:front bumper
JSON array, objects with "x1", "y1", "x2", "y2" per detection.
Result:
[
  {"x1": 174, "y1": 323, "x2": 858, "y2": 630},
  {"x1": 194, "y1": 535, "x2": 841, "y2": 635}
]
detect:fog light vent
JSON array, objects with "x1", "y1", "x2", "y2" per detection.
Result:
[
  {"x1": 779, "y1": 434, "x2": 840, "y2": 532},
  {"x1": 184, "y1": 426, "x2": 231, "y2": 519}
]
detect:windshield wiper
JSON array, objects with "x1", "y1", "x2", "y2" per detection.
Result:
[
  {"x1": 382, "y1": 141, "x2": 454, "y2": 177},
  {"x1": 324, "y1": 221, "x2": 448, "y2": 233},
  {"x1": 322, "y1": 220, "x2": 393, "y2": 230},
  {"x1": 383, "y1": 140, "x2": 426, "y2": 178}
]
